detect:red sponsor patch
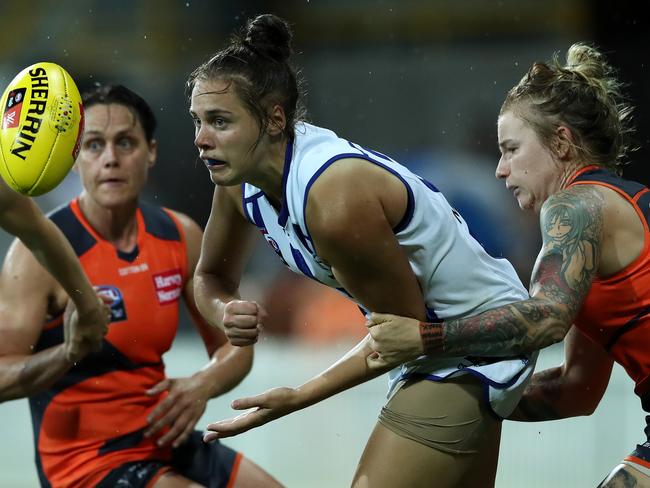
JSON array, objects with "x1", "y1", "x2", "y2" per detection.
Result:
[
  {"x1": 2, "y1": 89, "x2": 25, "y2": 129},
  {"x1": 152, "y1": 268, "x2": 182, "y2": 304}
]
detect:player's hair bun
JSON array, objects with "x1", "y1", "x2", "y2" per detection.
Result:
[{"x1": 244, "y1": 14, "x2": 293, "y2": 62}]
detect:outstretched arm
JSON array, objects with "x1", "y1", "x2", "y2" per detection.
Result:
[
  {"x1": 367, "y1": 185, "x2": 605, "y2": 366},
  {"x1": 0, "y1": 238, "x2": 103, "y2": 402},
  {"x1": 0, "y1": 183, "x2": 107, "y2": 357}
]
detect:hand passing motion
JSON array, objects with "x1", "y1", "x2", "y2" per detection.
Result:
[{"x1": 203, "y1": 387, "x2": 299, "y2": 442}]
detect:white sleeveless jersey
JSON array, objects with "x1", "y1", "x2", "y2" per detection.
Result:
[{"x1": 242, "y1": 122, "x2": 537, "y2": 417}]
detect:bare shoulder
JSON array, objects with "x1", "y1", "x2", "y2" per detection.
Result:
[
  {"x1": 166, "y1": 210, "x2": 203, "y2": 249},
  {"x1": 167, "y1": 209, "x2": 202, "y2": 235},
  {"x1": 307, "y1": 157, "x2": 407, "y2": 232},
  {"x1": 0, "y1": 237, "x2": 63, "y2": 334}
]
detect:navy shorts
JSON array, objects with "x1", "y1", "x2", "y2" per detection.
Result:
[{"x1": 96, "y1": 431, "x2": 240, "y2": 488}]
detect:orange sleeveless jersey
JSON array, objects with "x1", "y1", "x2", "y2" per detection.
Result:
[
  {"x1": 29, "y1": 198, "x2": 188, "y2": 488},
  {"x1": 569, "y1": 166, "x2": 650, "y2": 399}
]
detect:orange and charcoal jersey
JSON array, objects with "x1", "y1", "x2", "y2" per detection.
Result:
[
  {"x1": 29, "y1": 198, "x2": 189, "y2": 488},
  {"x1": 569, "y1": 165, "x2": 650, "y2": 403}
]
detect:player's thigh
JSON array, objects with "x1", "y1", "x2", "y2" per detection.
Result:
[
  {"x1": 154, "y1": 471, "x2": 204, "y2": 488},
  {"x1": 352, "y1": 422, "x2": 475, "y2": 488},
  {"x1": 233, "y1": 457, "x2": 284, "y2": 488},
  {"x1": 598, "y1": 463, "x2": 650, "y2": 488},
  {"x1": 353, "y1": 376, "x2": 502, "y2": 488}
]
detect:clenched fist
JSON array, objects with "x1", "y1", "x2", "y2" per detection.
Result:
[{"x1": 223, "y1": 300, "x2": 267, "y2": 346}]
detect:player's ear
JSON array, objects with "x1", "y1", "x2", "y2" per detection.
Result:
[
  {"x1": 148, "y1": 139, "x2": 157, "y2": 168},
  {"x1": 266, "y1": 104, "x2": 286, "y2": 137},
  {"x1": 554, "y1": 126, "x2": 574, "y2": 160}
]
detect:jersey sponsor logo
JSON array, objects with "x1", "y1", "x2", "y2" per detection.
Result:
[
  {"x1": 96, "y1": 285, "x2": 127, "y2": 322},
  {"x1": 118, "y1": 262, "x2": 149, "y2": 276},
  {"x1": 152, "y1": 269, "x2": 182, "y2": 304}
]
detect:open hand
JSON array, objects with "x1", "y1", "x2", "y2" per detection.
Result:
[
  {"x1": 144, "y1": 376, "x2": 211, "y2": 448},
  {"x1": 203, "y1": 387, "x2": 298, "y2": 442}
]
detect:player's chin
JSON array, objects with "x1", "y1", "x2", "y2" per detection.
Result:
[
  {"x1": 516, "y1": 195, "x2": 534, "y2": 212},
  {"x1": 209, "y1": 170, "x2": 241, "y2": 187},
  {"x1": 96, "y1": 189, "x2": 136, "y2": 207}
]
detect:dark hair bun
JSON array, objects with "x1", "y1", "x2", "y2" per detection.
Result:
[{"x1": 245, "y1": 14, "x2": 293, "y2": 62}]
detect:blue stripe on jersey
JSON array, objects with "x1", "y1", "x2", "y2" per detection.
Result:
[
  {"x1": 425, "y1": 306, "x2": 440, "y2": 321},
  {"x1": 403, "y1": 366, "x2": 529, "y2": 389},
  {"x1": 418, "y1": 176, "x2": 440, "y2": 193},
  {"x1": 348, "y1": 141, "x2": 394, "y2": 162},
  {"x1": 250, "y1": 198, "x2": 265, "y2": 229},
  {"x1": 290, "y1": 244, "x2": 315, "y2": 279},
  {"x1": 301, "y1": 153, "x2": 416, "y2": 240},
  {"x1": 242, "y1": 186, "x2": 265, "y2": 225},
  {"x1": 278, "y1": 139, "x2": 295, "y2": 228},
  {"x1": 242, "y1": 193, "x2": 264, "y2": 225},
  {"x1": 394, "y1": 183, "x2": 415, "y2": 234},
  {"x1": 293, "y1": 223, "x2": 316, "y2": 254}
]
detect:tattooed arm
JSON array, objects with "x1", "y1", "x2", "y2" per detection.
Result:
[
  {"x1": 509, "y1": 325, "x2": 613, "y2": 421},
  {"x1": 366, "y1": 185, "x2": 605, "y2": 367}
]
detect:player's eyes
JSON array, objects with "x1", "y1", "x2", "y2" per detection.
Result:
[
  {"x1": 85, "y1": 140, "x2": 104, "y2": 151},
  {"x1": 117, "y1": 138, "x2": 134, "y2": 149}
]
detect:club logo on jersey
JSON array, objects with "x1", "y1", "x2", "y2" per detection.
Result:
[
  {"x1": 96, "y1": 285, "x2": 127, "y2": 322},
  {"x1": 153, "y1": 269, "x2": 182, "y2": 305},
  {"x1": 260, "y1": 228, "x2": 289, "y2": 267}
]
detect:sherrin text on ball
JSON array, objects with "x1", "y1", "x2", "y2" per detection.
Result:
[{"x1": 0, "y1": 62, "x2": 84, "y2": 196}]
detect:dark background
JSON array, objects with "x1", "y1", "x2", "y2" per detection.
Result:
[{"x1": 1, "y1": 0, "x2": 648, "y2": 294}]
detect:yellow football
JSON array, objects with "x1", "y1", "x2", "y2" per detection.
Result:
[{"x1": 0, "y1": 62, "x2": 84, "y2": 196}]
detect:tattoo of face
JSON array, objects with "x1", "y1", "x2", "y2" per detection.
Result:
[
  {"x1": 535, "y1": 186, "x2": 604, "y2": 316},
  {"x1": 437, "y1": 186, "x2": 604, "y2": 358}
]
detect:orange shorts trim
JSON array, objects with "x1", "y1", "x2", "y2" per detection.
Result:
[
  {"x1": 225, "y1": 452, "x2": 244, "y2": 488},
  {"x1": 624, "y1": 455, "x2": 650, "y2": 470}
]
